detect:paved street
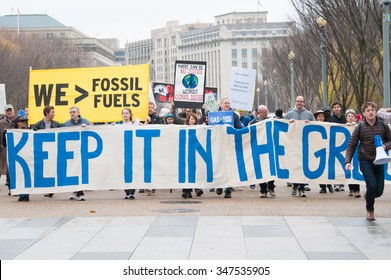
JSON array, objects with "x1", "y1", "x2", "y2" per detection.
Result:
[{"x1": 1, "y1": 178, "x2": 391, "y2": 260}]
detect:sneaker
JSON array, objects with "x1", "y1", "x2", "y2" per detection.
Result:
[
  {"x1": 250, "y1": 184, "x2": 256, "y2": 189},
  {"x1": 268, "y1": 188, "x2": 276, "y2": 197},
  {"x1": 18, "y1": 196, "x2": 28, "y2": 202},
  {"x1": 334, "y1": 185, "x2": 340, "y2": 192},
  {"x1": 354, "y1": 192, "x2": 361, "y2": 198},
  {"x1": 348, "y1": 190, "x2": 354, "y2": 197},
  {"x1": 287, "y1": 182, "x2": 292, "y2": 187},
  {"x1": 299, "y1": 189, "x2": 307, "y2": 197},
  {"x1": 304, "y1": 185, "x2": 311, "y2": 191},
  {"x1": 216, "y1": 188, "x2": 223, "y2": 195},
  {"x1": 224, "y1": 192, "x2": 232, "y2": 198},
  {"x1": 319, "y1": 187, "x2": 326, "y2": 194},
  {"x1": 69, "y1": 193, "x2": 77, "y2": 200},
  {"x1": 44, "y1": 193, "x2": 54, "y2": 198},
  {"x1": 366, "y1": 211, "x2": 375, "y2": 221},
  {"x1": 209, "y1": 188, "x2": 215, "y2": 192},
  {"x1": 339, "y1": 185, "x2": 345, "y2": 191},
  {"x1": 125, "y1": 194, "x2": 135, "y2": 199},
  {"x1": 260, "y1": 192, "x2": 267, "y2": 198},
  {"x1": 145, "y1": 189, "x2": 152, "y2": 196},
  {"x1": 291, "y1": 187, "x2": 297, "y2": 196},
  {"x1": 327, "y1": 185, "x2": 334, "y2": 193},
  {"x1": 139, "y1": 189, "x2": 145, "y2": 193},
  {"x1": 78, "y1": 195, "x2": 86, "y2": 201},
  {"x1": 196, "y1": 189, "x2": 204, "y2": 197}
]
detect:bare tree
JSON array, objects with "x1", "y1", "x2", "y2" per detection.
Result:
[
  {"x1": 0, "y1": 32, "x2": 88, "y2": 109},
  {"x1": 260, "y1": 0, "x2": 385, "y2": 113}
]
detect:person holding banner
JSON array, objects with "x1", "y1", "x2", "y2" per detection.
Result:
[
  {"x1": 0, "y1": 104, "x2": 17, "y2": 194},
  {"x1": 313, "y1": 110, "x2": 333, "y2": 194},
  {"x1": 116, "y1": 108, "x2": 138, "y2": 200},
  {"x1": 143, "y1": 102, "x2": 161, "y2": 196},
  {"x1": 284, "y1": 96, "x2": 315, "y2": 197},
  {"x1": 146, "y1": 102, "x2": 163, "y2": 124},
  {"x1": 345, "y1": 102, "x2": 391, "y2": 221},
  {"x1": 345, "y1": 109, "x2": 361, "y2": 198},
  {"x1": 32, "y1": 105, "x2": 61, "y2": 198},
  {"x1": 215, "y1": 97, "x2": 242, "y2": 198},
  {"x1": 248, "y1": 105, "x2": 276, "y2": 198},
  {"x1": 182, "y1": 113, "x2": 203, "y2": 198},
  {"x1": 63, "y1": 106, "x2": 91, "y2": 201},
  {"x1": 2, "y1": 115, "x2": 30, "y2": 201}
]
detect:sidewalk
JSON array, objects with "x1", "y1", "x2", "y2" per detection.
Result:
[
  {"x1": 1, "y1": 215, "x2": 391, "y2": 260},
  {"x1": 1, "y1": 180, "x2": 391, "y2": 260}
]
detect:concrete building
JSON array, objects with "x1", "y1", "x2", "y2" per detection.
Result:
[
  {"x1": 125, "y1": 11, "x2": 293, "y2": 100},
  {"x1": 0, "y1": 14, "x2": 117, "y2": 67}
]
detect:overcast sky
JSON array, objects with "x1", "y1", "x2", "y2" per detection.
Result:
[{"x1": 1, "y1": 0, "x2": 297, "y2": 47}]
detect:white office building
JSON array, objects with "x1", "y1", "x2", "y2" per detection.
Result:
[{"x1": 125, "y1": 11, "x2": 293, "y2": 100}]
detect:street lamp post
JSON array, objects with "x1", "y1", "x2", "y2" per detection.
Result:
[
  {"x1": 263, "y1": 80, "x2": 268, "y2": 108},
  {"x1": 256, "y1": 87, "x2": 260, "y2": 108},
  {"x1": 382, "y1": 0, "x2": 391, "y2": 108},
  {"x1": 273, "y1": 69, "x2": 279, "y2": 110},
  {"x1": 317, "y1": 17, "x2": 328, "y2": 110},
  {"x1": 288, "y1": 51, "x2": 295, "y2": 108}
]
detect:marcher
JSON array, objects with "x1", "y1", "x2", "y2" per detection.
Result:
[
  {"x1": 115, "y1": 108, "x2": 138, "y2": 199},
  {"x1": 313, "y1": 110, "x2": 333, "y2": 194},
  {"x1": 345, "y1": 109, "x2": 361, "y2": 198},
  {"x1": 284, "y1": 96, "x2": 315, "y2": 197},
  {"x1": 345, "y1": 102, "x2": 391, "y2": 221},
  {"x1": 215, "y1": 97, "x2": 242, "y2": 198},
  {"x1": 181, "y1": 113, "x2": 203, "y2": 198},
  {"x1": 63, "y1": 106, "x2": 91, "y2": 201},
  {"x1": 32, "y1": 105, "x2": 61, "y2": 198},
  {"x1": 143, "y1": 102, "x2": 160, "y2": 195},
  {"x1": 0, "y1": 104, "x2": 18, "y2": 194},
  {"x1": 329, "y1": 101, "x2": 347, "y2": 192},
  {"x1": 2, "y1": 116, "x2": 30, "y2": 201},
  {"x1": 248, "y1": 105, "x2": 276, "y2": 198}
]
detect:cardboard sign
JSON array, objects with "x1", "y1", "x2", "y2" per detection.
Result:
[{"x1": 173, "y1": 60, "x2": 206, "y2": 109}]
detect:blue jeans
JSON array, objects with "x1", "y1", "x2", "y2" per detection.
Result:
[{"x1": 359, "y1": 161, "x2": 385, "y2": 211}]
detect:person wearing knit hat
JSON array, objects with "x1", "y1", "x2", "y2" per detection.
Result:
[
  {"x1": 165, "y1": 113, "x2": 174, "y2": 124},
  {"x1": 345, "y1": 109, "x2": 361, "y2": 198}
]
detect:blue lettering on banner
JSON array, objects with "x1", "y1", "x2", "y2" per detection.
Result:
[
  {"x1": 249, "y1": 121, "x2": 275, "y2": 179},
  {"x1": 303, "y1": 125, "x2": 327, "y2": 179},
  {"x1": 136, "y1": 130, "x2": 160, "y2": 183},
  {"x1": 273, "y1": 121, "x2": 289, "y2": 179},
  {"x1": 124, "y1": 130, "x2": 133, "y2": 183},
  {"x1": 188, "y1": 129, "x2": 213, "y2": 183},
  {"x1": 7, "y1": 132, "x2": 31, "y2": 189},
  {"x1": 226, "y1": 126, "x2": 250, "y2": 181},
  {"x1": 329, "y1": 126, "x2": 351, "y2": 179},
  {"x1": 34, "y1": 133, "x2": 55, "y2": 188},
  {"x1": 57, "y1": 132, "x2": 80, "y2": 186},
  {"x1": 81, "y1": 131, "x2": 103, "y2": 184},
  {"x1": 178, "y1": 129, "x2": 186, "y2": 183}
]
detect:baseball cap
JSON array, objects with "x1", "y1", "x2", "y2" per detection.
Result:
[{"x1": 4, "y1": 104, "x2": 14, "y2": 111}]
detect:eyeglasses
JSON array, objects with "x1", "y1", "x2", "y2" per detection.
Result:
[{"x1": 70, "y1": 111, "x2": 77, "y2": 113}]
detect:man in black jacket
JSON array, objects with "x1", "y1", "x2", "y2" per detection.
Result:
[
  {"x1": 32, "y1": 105, "x2": 61, "y2": 130},
  {"x1": 32, "y1": 105, "x2": 60, "y2": 198}
]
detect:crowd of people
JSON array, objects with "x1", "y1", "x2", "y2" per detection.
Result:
[{"x1": 1, "y1": 96, "x2": 390, "y2": 221}]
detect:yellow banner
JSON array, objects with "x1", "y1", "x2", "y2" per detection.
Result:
[{"x1": 28, "y1": 64, "x2": 150, "y2": 124}]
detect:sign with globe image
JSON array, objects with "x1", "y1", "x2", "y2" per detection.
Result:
[
  {"x1": 174, "y1": 60, "x2": 207, "y2": 109},
  {"x1": 182, "y1": 74, "x2": 199, "y2": 89}
]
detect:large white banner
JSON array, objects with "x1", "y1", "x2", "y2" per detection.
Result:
[{"x1": 7, "y1": 120, "x2": 391, "y2": 195}]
